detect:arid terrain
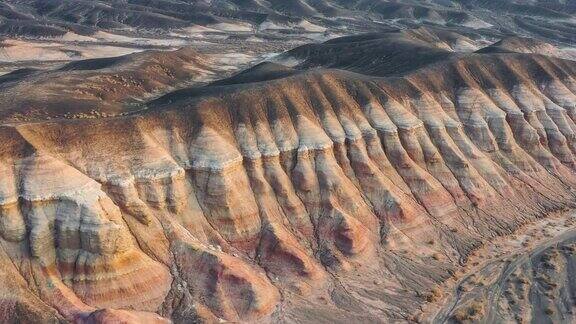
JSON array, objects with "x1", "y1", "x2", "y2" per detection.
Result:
[{"x1": 1, "y1": 1, "x2": 576, "y2": 323}]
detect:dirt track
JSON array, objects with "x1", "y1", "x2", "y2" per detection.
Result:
[{"x1": 429, "y1": 213, "x2": 576, "y2": 323}]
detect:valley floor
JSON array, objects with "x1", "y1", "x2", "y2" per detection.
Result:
[{"x1": 425, "y1": 210, "x2": 576, "y2": 323}]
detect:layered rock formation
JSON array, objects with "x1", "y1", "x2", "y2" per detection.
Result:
[{"x1": 1, "y1": 31, "x2": 576, "y2": 322}]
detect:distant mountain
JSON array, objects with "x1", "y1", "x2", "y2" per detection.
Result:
[{"x1": 1, "y1": 0, "x2": 575, "y2": 45}]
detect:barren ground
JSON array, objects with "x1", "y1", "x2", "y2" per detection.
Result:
[{"x1": 425, "y1": 210, "x2": 576, "y2": 323}]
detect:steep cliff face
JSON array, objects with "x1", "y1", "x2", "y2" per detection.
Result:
[{"x1": 1, "y1": 33, "x2": 576, "y2": 322}]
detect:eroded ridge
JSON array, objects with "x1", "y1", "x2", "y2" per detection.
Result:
[{"x1": 1, "y1": 48, "x2": 576, "y2": 322}]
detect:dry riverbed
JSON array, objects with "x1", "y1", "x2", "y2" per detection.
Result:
[{"x1": 423, "y1": 211, "x2": 576, "y2": 323}]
